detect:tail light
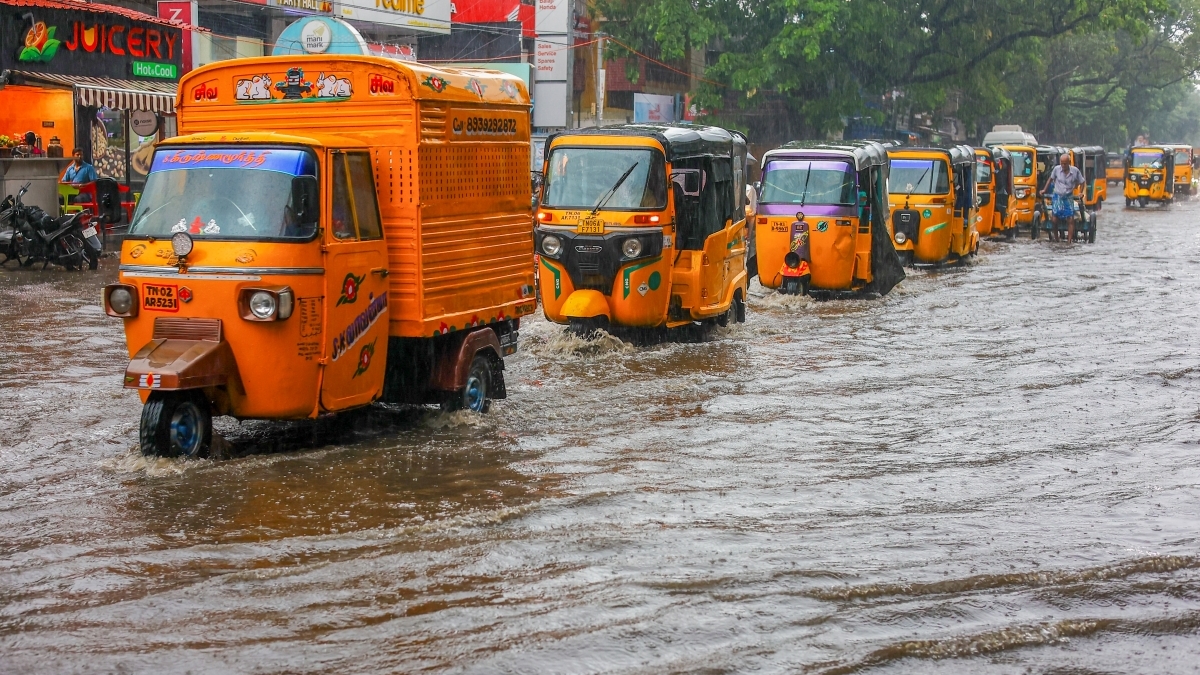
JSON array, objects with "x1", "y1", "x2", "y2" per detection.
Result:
[{"x1": 632, "y1": 215, "x2": 661, "y2": 224}]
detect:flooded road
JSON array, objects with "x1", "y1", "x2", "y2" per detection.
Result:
[{"x1": 2, "y1": 201, "x2": 1200, "y2": 674}]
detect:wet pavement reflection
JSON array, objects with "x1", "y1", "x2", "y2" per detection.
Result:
[{"x1": 2, "y1": 201, "x2": 1199, "y2": 673}]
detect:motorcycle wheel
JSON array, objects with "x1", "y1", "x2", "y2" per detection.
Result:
[
  {"x1": 1031, "y1": 215, "x2": 1040, "y2": 240},
  {"x1": 140, "y1": 391, "x2": 212, "y2": 458},
  {"x1": 57, "y1": 235, "x2": 84, "y2": 271}
]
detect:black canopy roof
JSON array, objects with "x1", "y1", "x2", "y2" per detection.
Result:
[
  {"x1": 546, "y1": 123, "x2": 746, "y2": 161},
  {"x1": 765, "y1": 140, "x2": 890, "y2": 171}
]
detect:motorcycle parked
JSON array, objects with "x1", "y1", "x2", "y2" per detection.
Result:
[{"x1": 1, "y1": 183, "x2": 101, "y2": 270}]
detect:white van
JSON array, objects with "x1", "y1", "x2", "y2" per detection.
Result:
[{"x1": 982, "y1": 125, "x2": 1038, "y2": 147}]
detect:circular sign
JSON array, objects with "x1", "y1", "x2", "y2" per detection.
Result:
[
  {"x1": 300, "y1": 19, "x2": 332, "y2": 54},
  {"x1": 130, "y1": 110, "x2": 159, "y2": 137}
]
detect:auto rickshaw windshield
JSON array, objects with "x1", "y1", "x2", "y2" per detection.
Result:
[
  {"x1": 129, "y1": 147, "x2": 319, "y2": 240},
  {"x1": 1175, "y1": 150, "x2": 1190, "y2": 164},
  {"x1": 1130, "y1": 151, "x2": 1164, "y2": 168},
  {"x1": 541, "y1": 147, "x2": 667, "y2": 210},
  {"x1": 760, "y1": 160, "x2": 856, "y2": 205},
  {"x1": 888, "y1": 159, "x2": 950, "y2": 195},
  {"x1": 1009, "y1": 150, "x2": 1034, "y2": 177},
  {"x1": 976, "y1": 157, "x2": 993, "y2": 184}
]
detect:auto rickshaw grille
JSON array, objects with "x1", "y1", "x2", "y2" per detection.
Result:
[{"x1": 152, "y1": 317, "x2": 222, "y2": 342}]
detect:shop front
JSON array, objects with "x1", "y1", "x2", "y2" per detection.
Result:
[{"x1": 0, "y1": 0, "x2": 190, "y2": 221}]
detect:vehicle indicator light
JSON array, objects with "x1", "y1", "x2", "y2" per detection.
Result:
[{"x1": 537, "y1": 212, "x2": 552, "y2": 222}]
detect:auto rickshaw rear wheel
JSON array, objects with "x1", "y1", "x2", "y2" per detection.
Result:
[
  {"x1": 140, "y1": 391, "x2": 212, "y2": 458},
  {"x1": 443, "y1": 355, "x2": 492, "y2": 414}
]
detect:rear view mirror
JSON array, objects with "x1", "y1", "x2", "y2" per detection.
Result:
[
  {"x1": 671, "y1": 169, "x2": 703, "y2": 197},
  {"x1": 291, "y1": 175, "x2": 319, "y2": 227}
]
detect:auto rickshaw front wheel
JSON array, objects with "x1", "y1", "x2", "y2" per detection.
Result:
[
  {"x1": 1139, "y1": 196, "x2": 1150, "y2": 207},
  {"x1": 140, "y1": 391, "x2": 212, "y2": 459},
  {"x1": 442, "y1": 355, "x2": 492, "y2": 414}
]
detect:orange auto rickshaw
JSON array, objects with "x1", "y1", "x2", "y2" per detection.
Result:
[
  {"x1": 886, "y1": 145, "x2": 980, "y2": 266},
  {"x1": 754, "y1": 140, "x2": 904, "y2": 296},
  {"x1": 534, "y1": 124, "x2": 751, "y2": 333},
  {"x1": 102, "y1": 55, "x2": 537, "y2": 458},
  {"x1": 994, "y1": 144, "x2": 1036, "y2": 235}
]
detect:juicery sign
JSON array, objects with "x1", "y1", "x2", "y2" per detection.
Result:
[{"x1": 2, "y1": 6, "x2": 183, "y2": 80}]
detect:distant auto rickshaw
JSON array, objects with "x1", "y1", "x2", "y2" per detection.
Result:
[
  {"x1": 755, "y1": 140, "x2": 904, "y2": 296},
  {"x1": 887, "y1": 145, "x2": 980, "y2": 266},
  {"x1": 994, "y1": 144, "x2": 1036, "y2": 235},
  {"x1": 535, "y1": 124, "x2": 751, "y2": 334},
  {"x1": 1105, "y1": 151, "x2": 1125, "y2": 184},
  {"x1": 989, "y1": 146, "x2": 1018, "y2": 238},
  {"x1": 1069, "y1": 145, "x2": 1104, "y2": 243},
  {"x1": 1162, "y1": 144, "x2": 1195, "y2": 197},
  {"x1": 974, "y1": 146, "x2": 1015, "y2": 238},
  {"x1": 1124, "y1": 145, "x2": 1174, "y2": 208}
]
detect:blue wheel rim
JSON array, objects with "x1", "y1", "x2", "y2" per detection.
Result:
[
  {"x1": 170, "y1": 403, "x2": 202, "y2": 456},
  {"x1": 465, "y1": 375, "x2": 485, "y2": 412}
]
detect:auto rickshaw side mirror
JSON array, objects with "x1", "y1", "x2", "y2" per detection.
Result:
[{"x1": 291, "y1": 175, "x2": 319, "y2": 227}]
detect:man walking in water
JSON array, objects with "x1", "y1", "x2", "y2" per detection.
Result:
[{"x1": 1042, "y1": 154, "x2": 1085, "y2": 242}]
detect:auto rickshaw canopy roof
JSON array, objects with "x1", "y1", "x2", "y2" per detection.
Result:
[
  {"x1": 768, "y1": 140, "x2": 890, "y2": 172},
  {"x1": 888, "y1": 145, "x2": 975, "y2": 166},
  {"x1": 547, "y1": 124, "x2": 747, "y2": 162},
  {"x1": 1072, "y1": 145, "x2": 1106, "y2": 156}
]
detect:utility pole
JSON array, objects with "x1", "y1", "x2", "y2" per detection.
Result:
[{"x1": 595, "y1": 33, "x2": 605, "y2": 128}]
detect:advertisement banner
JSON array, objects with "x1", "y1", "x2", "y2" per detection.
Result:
[
  {"x1": 1, "y1": 6, "x2": 184, "y2": 80},
  {"x1": 535, "y1": 0, "x2": 569, "y2": 34},
  {"x1": 334, "y1": 0, "x2": 451, "y2": 35},
  {"x1": 156, "y1": 1, "x2": 196, "y2": 73},
  {"x1": 634, "y1": 93, "x2": 675, "y2": 123}
]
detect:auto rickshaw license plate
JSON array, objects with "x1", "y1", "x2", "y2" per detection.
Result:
[
  {"x1": 577, "y1": 216, "x2": 605, "y2": 234},
  {"x1": 142, "y1": 283, "x2": 180, "y2": 312}
]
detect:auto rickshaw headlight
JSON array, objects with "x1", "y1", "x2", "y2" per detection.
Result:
[
  {"x1": 1015, "y1": 188, "x2": 1029, "y2": 199},
  {"x1": 622, "y1": 237, "x2": 643, "y2": 258},
  {"x1": 249, "y1": 291, "x2": 277, "y2": 320},
  {"x1": 103, "y1": 284, "x2": 137, "y2": 318},
  {"x1": 239, "y1": 287, "x2": 294, "y2": 322},
  {"x1": 1153, "y1": 173, "x2": 1163, "y2": 182},
  {"x1": 894, "y1": 231, "x2": 907, "y2": 244},
  {"x1": 541, "y1": 234, "x2": 562, "y2": 257}
]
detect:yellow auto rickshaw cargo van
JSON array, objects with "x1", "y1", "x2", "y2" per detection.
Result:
[
  {"x1": 535, "y1": 124, "x2": 751, "y2": 333},
  {"x1": 887, "y1": 145, "x2": 979, "y2": 266},
  {"x1": 994, "y1": 144, "x2": 1037, "y2": 234},
  {"x1": 1124, "y1": 145, "x2": 1174, "y2": 208},
  {"x1": 754, "y1": 140, "x2": 904, "y2": 296},
  {"x1": 103, "y1": 55, "x2": 537, "y2": 457}
]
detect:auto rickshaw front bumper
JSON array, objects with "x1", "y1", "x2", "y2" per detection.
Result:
[{"x1": 125, "y1": 338, "x2": 241, "y2": 392}]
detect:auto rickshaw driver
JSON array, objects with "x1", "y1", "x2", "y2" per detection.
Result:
[{"x1": 1042, "y1": 154, "x2": 1085, "y2": 242}]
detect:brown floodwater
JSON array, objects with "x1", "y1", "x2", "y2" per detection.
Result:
[{"x1": 2, "y1": 201, "x2": 1199, "y2": 673}]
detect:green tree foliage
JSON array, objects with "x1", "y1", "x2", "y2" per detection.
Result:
[{"x1": 597, "y1": 0, "x2": 1200, "y2": 145}]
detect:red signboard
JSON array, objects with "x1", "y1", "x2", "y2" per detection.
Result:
[
  {"x1": 156, "y1": 1, "x2": 193, "y2": 72},
  {"x1": 452, "y1": 0, "x2": 535, "y2": 37}
]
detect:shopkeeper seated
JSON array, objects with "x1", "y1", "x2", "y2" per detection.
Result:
[{"x1": 62, "y1": 149, "x2": 98, "y2": 185}]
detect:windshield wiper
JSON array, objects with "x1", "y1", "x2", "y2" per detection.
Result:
[
  {"x1": 592, "y1": 162, "x2": 640, "y2": 215},
  {"x1": 799, "y1": 162, "x2": 813, "y2": 208}
]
